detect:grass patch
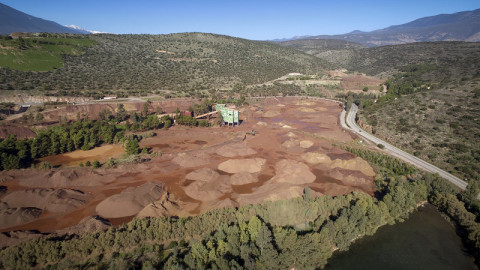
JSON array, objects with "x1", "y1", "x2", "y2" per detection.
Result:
[{"x1": 0, "y1": 36, "x2": 96, "y2": 71}]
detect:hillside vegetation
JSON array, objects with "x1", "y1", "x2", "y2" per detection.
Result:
[
  {"x1": 0, "y1": 33, "x2": 329, "y2": 97},
  {"x1": 344, "y1": 42, "x2": 480, "y2": 182},
  {"x1": 0, "y1": 34, "x2": 96, "y2": 71}
]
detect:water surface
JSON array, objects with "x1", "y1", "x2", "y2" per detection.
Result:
[{"x1": 325, "y1": 204, "x2": 477, "y2": 270}]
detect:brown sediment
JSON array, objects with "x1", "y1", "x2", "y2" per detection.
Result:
[{"x1": 0, "y1": 97, "x2": 375, "y2": 235}]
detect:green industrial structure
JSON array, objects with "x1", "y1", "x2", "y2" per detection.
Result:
[{"x1": 215, "y1": 104, "x2": 239, "y2": 126}]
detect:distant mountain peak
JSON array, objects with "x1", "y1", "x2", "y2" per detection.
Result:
[
  {"x1": 0, "y1": 3, "x2": 86, "y2": 35},
  {"x1": 276, "y1": 8, "x2": 480, "y2": 46},
  {"x1": 65, "y1": 25, "x2": 107, "y2": 34}
]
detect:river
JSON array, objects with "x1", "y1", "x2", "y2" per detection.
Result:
[{"x1": 324, "y1": 204, "x2": 477, "y2": 270}]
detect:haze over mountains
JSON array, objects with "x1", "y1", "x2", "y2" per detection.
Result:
[{"x1": 276, "y1": 8, "x2": 480, "y2": 46}]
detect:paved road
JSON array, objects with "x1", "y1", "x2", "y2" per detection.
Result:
[{"x1": 343, "y1": 104, "x2": 470, "y2": 192}]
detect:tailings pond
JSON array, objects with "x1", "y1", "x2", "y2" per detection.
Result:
[{"x1": 325, "y1": 204, "x2": 476, "y2": 270}]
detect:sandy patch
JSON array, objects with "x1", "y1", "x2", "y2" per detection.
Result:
[
  {"x1": 299, "y1": 140, "x2": 314, "y2": 148},
  {"x1": 218, "y1": 158, "x2": 266, "y2": 174},
  {"x1": 96, "y1": 183, "x2": 164, "y2": 218},
  {"x1": 279, "y1": 123, "x2": 293, "y2": 129},
  {"x1": 287, "y1": 132, "x2": 297, "y2": 138},
  {"x1": 330, "y1": 158, "x2": 376, "y2": 177},
  {"x1": 40, "y1": 144, "x2": 125, "y2": 167},
  {"x1": 201, "y1": 198, "x2": 238, "y2": 212},
  {"x1": 329, "y1": 169, "x2": 372, "y2": 186},
  {"x1": 302, "y1": 152, "x2": 375, "y2": 177},
  {"x1": 184, "y1": 175, "x2": 231, "y2": 201},
  {"x1": 236, "y1": 183, "x2": 304, "y2": 205},
  {"x1": 302, "y1": 152, "x2": 333, "y2": 164},
  {"x1": 282, "y1": 139, "x2": 299, "y2": 148},
  {"x1": 263, "y1": 110, "x2": 281, "y2": 118},
  {"x1": 270, "y1": 159, "x2": 316, "y2": 184},
  {"x1": 2, "y1": 188, "x2": 91, "y2": 213},
  {"x1": 216, "y1": 142, "x2": 257, "y2": 157},
  {"x1": 185, "y1": 168, "x2": 220, "y2": 182},
  {"x1": 256, "y1": 121, "x2": 268, "y2": 126},
  {"x1": 229, "y1": 172, "x2": 258, "y2": 185},
  {"x1": 172, "y1": 151, "x2": 211, "y2": 168}
]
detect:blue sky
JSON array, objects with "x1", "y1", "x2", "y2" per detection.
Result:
[{"x1": 2, "y1": 0, "x2": 479, "y2": 40}]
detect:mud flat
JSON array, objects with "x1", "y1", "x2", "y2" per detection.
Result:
[{"x1": 0, "y1": 97, "x2": 375, "y2": 234}]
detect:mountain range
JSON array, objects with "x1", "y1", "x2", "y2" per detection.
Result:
[
  {"x1": 0, "y1": 2, "x2": 479, "y2": 46},
  {"x1": 278, "y1": 8, "x2": 480, "y2": 46},
  {"x1": 0, "y1": 3, "x2": 85, "y2": 35}
]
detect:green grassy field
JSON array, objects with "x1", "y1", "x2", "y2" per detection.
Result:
[{"x1": 0, "y1": 36, "x2": 96, "y2": 71}]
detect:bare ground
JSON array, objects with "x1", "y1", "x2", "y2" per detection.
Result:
[{"x1": 0, "y1": 97, "x2": 375, "y2": 235}]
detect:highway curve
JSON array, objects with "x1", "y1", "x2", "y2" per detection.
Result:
[{"x1": 341, "y1": 104, "x2": 472, "y2": 194}]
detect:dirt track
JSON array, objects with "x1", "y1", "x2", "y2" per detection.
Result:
[{"x1": 0, "y1": 97, "x2": 375, "y2": 233}]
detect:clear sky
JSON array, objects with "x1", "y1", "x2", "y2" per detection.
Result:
[{"x1": 2, "y1": 0, "x2": 479, "y2": 40}]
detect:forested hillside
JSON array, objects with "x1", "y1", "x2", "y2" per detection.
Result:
[
  {"x1": 334, "y1": 42, "x2": 480, "y2": 182},
  {"x1": 0, "y1": 33, "x2": 329, "y2": 96}
]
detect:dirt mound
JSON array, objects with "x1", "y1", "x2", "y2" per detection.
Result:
[
  {"x1": 330, "y1": 157, "x2": 376, "y2": 177},
  {"x1": 229, "y1": 172, "x2": 258, "y2": 185},
  {"x1": 172, "y1": 152, "x2": 211, "y2": 168},
  {"x1": 57, "y1": 216, "x2": 111, "y2": 235},
  {"x1": 218, "y1": 158, "x2": 266, "y2": 174},
  {"x1": 18, "y1": 168, "x2": 117, "y2": 187},
  {"x1": 329, "y1": 169, "x2": 372, "y2": 186},
  {"x1": 263, "y1": 110, "x2": 281, "y2": 118},
  {"x1": 96, "y1": 183, "x2": 164, "y2": 218},
  {"x1": 287, "y1": 132, "x2": 297, "y2": 138},
  {"x1": 185, "y1": 168, "x2": 220, "y2": 182},
  {"x1": 201, "y1": 198, "x2": 238, "y2": 212},
  {"x1": 2, "y1": 188, "x2": 91, "y2": 213},
  {"x1": 0, "y1": 207, "x2": 42, "y2": 230},
  {"x1": 184, "y1": 175, "x2": 231, "y2": 201},
  {"x1": 299, "y1": 140, "x2": 314, "y2": 149},
  {"x1": 282, "y1": 139, "x2": 299, "y2": 148},
  {"x1": 138, "y1": 192, "x2": 196, "y2": 218},
  {"x1": 270, "y1": 159, "x2": 316, "y2": 184},
  {"x1": 215, "y1": 143, "x2": 257, "y2": 157},
  {"x1": 0, "y1": 125, "x2": 36, "y2": 139},
  {"x1": 302, "y1": 152, "x2": 375, "y2": 177},
  {"x1": 236, "y1": 183, "x2": 304, "y2": 205},
  {"x1": 302, "y1": 152, "x2": 331, "y2": 164}
]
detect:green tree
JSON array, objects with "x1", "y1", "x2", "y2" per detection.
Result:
[
  {"x1": 115, "y1": 103, "x2": 128, "y2": 122},
  {"x1": 92, "y1": 160, "x2": 100, "y2": 168},
  {"x1": 125, "y1": 139, "x2": 139, "y2": 155}
]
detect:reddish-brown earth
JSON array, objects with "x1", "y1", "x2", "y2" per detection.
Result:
[{"x1": 0, "y1": 97, "x2": 375, "y2": 234}]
